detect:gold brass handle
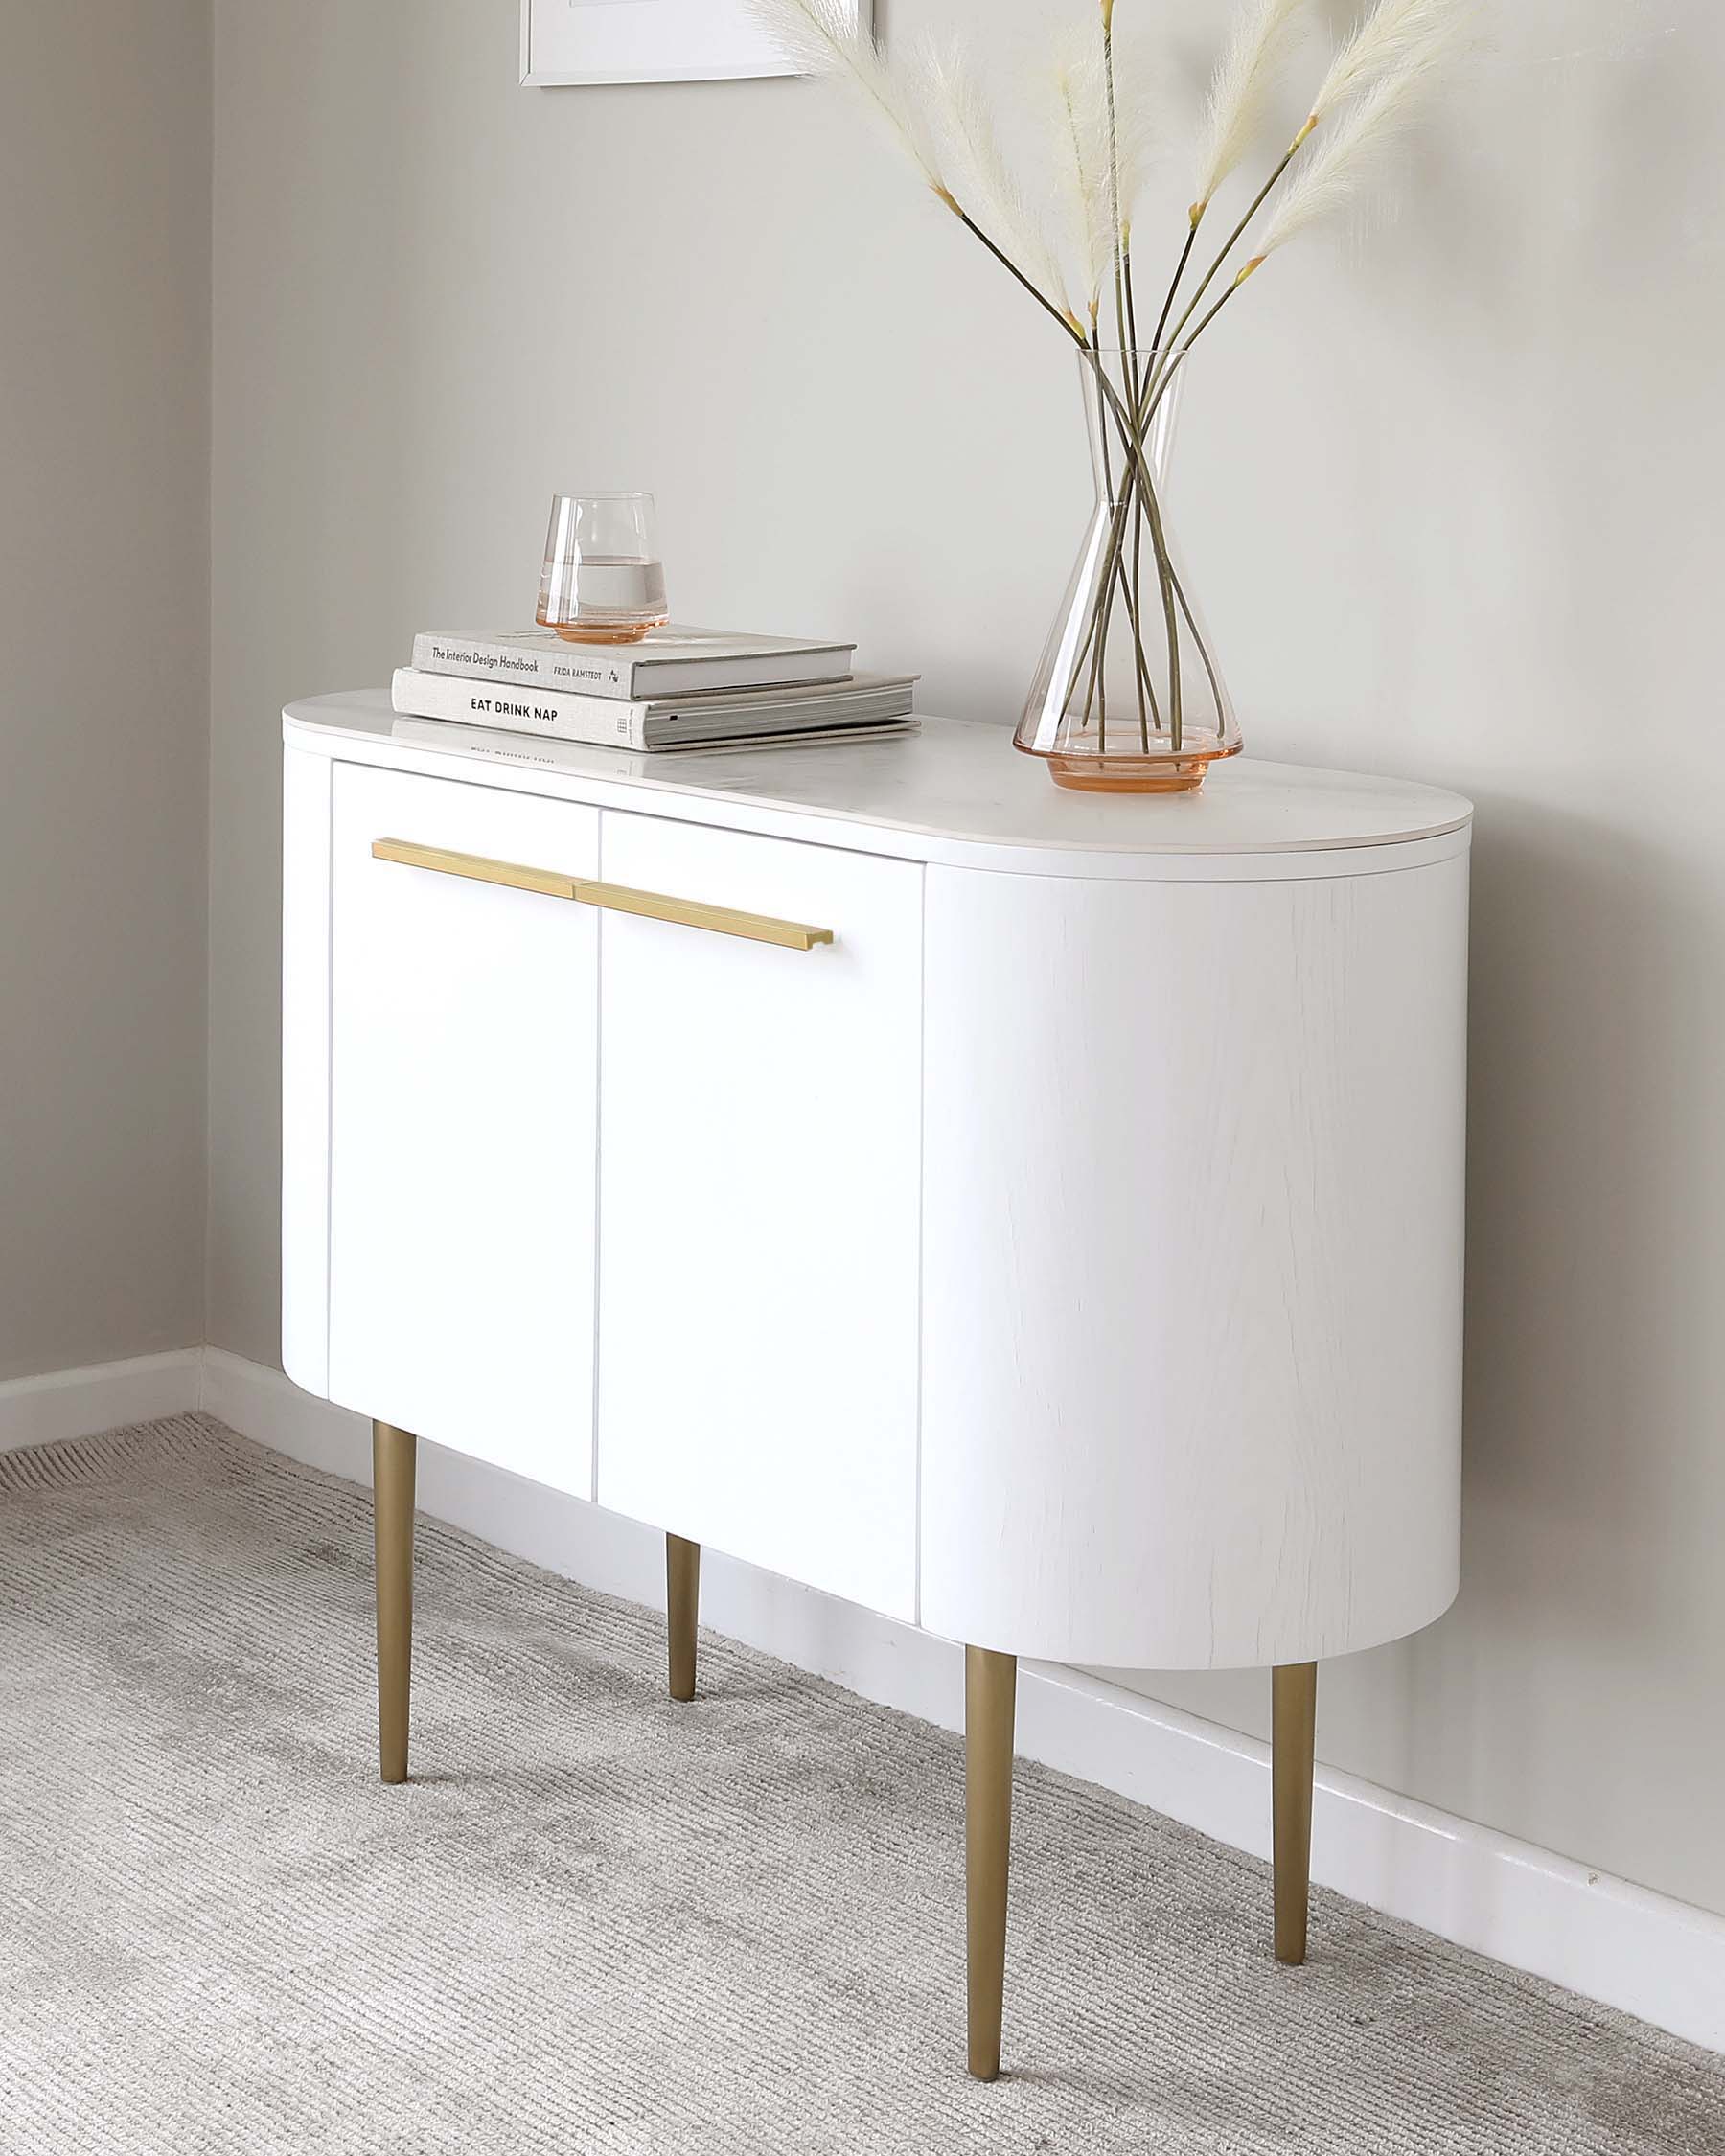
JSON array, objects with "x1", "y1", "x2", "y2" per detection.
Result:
[
  {"x1": 371, "y1": 837, "x2": 835, "y2": 952},
  {"x1": 372, "y1": 837, "x2": 579, "y2": 901}
]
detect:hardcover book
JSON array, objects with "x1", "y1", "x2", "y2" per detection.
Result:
[
  {"x1": 389, "y1": 716, "x2": 918, "y2": 765},
  {"x1": 412, "y1": 625, "x2": 856, "y2": 700},
  {"x1": 390, "y1": 667, "x2": 916, "y2": 750}
]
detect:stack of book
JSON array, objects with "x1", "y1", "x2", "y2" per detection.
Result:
[{"x1": 390, "y1": 627, "x2": 917, "y2": 753}]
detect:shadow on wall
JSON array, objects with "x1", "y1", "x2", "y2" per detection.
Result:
[{"x1": 1462, "y1": 793, "x2": 1713, "y2": 1644}]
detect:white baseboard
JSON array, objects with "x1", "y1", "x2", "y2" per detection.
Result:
[
  {"x1": 0, "y1": 1348, "x2": 202, "y2": 1453},
  {"x1": 15, "y1": 1345, "x2": 1725, "y2": 2055}
]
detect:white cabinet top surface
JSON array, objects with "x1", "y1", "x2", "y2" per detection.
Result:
[{"x1": 285, "y1": 690, "x2": 1472, "y2": 882}]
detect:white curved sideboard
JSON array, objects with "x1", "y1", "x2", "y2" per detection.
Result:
[{"x1": 282, "y1": 692, "x2": 1472, "y2": 2081}]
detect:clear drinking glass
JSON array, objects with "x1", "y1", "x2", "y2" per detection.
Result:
[{"x1": 537, "y1": 492, "x2": 670, "y2": 644}]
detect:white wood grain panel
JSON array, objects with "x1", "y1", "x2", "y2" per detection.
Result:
[
  {"x1": 595, "y1": 812, "x2": 922, "y2": 1621},
  {"x1": 288, "y1": 711, "x2": 1471, "y2": 1682},
  {"x1": 919, "y1": 854, "x2": 1470, "y2": 1667},
  {"x1": 281, "y1": 745, "x2": 333, "y2": 1397},
  {"x1": 326, "y1": 764, "x2": 599, "y2": 1493}
]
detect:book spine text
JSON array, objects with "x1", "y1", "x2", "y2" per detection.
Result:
[
  {"x1": 413, "y1": 634, "x2": 636, "y2": 698},
  {"x1": 391, "y1": 669, "x2": 650, "y2": 747}
]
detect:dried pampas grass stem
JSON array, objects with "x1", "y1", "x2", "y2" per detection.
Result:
[
  {"x1": 1304, "y1": 0, "x2": 1476, "y2": 126},
  {"x1": 1252, "y1": 55, "x2": 1437, "y2": 264},
  {"x1": 745, "y1": 0, "x2": 944, "y2": 196},
  {"x1": 1190, "y1": 0, "x2": 1308, "y2": 223},
  {"x1": 923, "y1": 40, "x2": 1077, "y2": 333},
  {"x1": 744, "y1": 0, "x2": 1481, "y2": 765},
  {"x1": 1052, "y1": 42, "x2": 1116, "y2": 329}
]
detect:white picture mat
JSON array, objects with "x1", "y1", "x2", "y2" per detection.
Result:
[{"x1": 522, "y1": 0, "x2": 871, "y2": 87}]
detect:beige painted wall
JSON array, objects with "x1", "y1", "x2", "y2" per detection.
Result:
[
  {"x1": 208, "y1": 1, "x2": 1725, "y2": 1915},
  {"x1": 0, "y1": 2, "x2": 210, "y2": 1383}
]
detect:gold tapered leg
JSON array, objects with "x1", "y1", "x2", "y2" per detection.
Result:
[
  {"x1": 965, "y1": 1645, "x2": 1018, "y2": 2082},
  {"x1": 667, "y1": 1534, "x2": 701, "y2": 1703},
  {"x1": 372, "y1": 1421, "x2": 417, "y2": 1785},
  {"x1": 1273, "y1": 1661, "x2": 1318, "y2": 1964}
]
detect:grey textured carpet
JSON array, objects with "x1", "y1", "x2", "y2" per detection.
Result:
[{"x1": 2, "y1": 1418, "x2": 1722, "y2": 2154}]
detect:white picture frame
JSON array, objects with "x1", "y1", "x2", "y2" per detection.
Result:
[{"x1": 521, "y1": 0, "x2": 872, "y2": 88}]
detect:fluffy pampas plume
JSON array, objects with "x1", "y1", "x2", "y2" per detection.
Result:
[
  {"x1": 1050, "y1": 38, "x2": 1116, "y2": 321},
  {"x1": 1303, "y1": 0, "x2": 1477, "y2": 127},
  {"x1": 746, "y1": 0, "x2": 946, "y2": 198},
  {"x1": 922, "y1": 39, "x2": 1076, "y2": 326},
  {"x1": 745, "y1": 0, "x2": 1479, "y2": 358},
  {"x1": 1190, "y1": 0, "x2": 1308, "y2": 224},
  {"x1": 1247, "y1": 47, "x2": 1446, "y2": 269}
]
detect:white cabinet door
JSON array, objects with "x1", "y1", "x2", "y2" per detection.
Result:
[
  {"x1": 327, "y1": 763, "x2": 599, "y2": 1494},
  {"x1": 595, "y1": 812, "x2": 922, "y2": 1622}
]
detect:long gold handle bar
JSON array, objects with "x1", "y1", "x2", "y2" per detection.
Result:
[
  {"x1": 373, "y1": 837, "x2": 581, "y2": 900},
  {"x1": 371, "y1": 838, "x2": 835, "y2": 952}
]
